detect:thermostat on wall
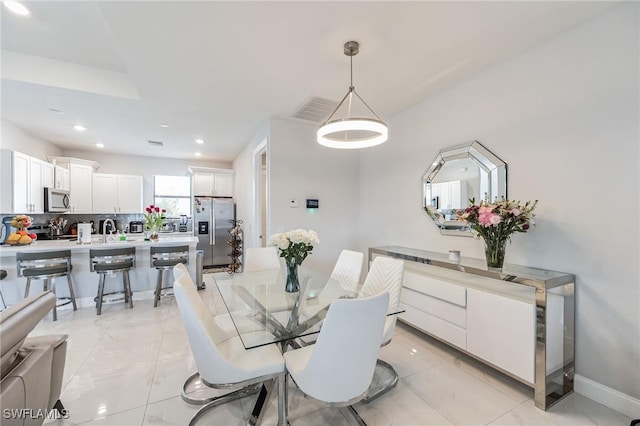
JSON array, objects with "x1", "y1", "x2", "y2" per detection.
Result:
[{"x1": 306, "y1": 199, "x2": 319, "y2": 209}]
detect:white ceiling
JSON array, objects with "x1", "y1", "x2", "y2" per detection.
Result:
[{"x1": 1, "y1": 1, "x2": 613, "y2": 162}]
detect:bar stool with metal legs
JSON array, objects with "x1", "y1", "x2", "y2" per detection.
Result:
[
  {"x1": 90, "y1": 247, "x2": 136, "y2": 315},
  {"x1": 150, "y1": 245, "x2": 189, "y2": 307},
  {"x1": 16, "y1": 250, "x2": 77, "y2": 321}
]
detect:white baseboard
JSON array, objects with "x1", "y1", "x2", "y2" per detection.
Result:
[{"x1": 575, "y1": 374, "x2": 640, "y2": 419}]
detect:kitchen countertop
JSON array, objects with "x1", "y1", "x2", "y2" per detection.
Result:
[{"x1": 0, "y1": 234, "x2": 198, "y2": 255}]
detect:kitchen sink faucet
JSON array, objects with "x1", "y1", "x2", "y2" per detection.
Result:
[{"x1": 102, "y1": 219, "x2": 115, "y2": 243}]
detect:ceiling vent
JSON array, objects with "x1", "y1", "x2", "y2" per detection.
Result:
[
  {"x1": 290, "y1": 96, "x2": 338, "y2": 123},
  {"x1": 147, "y1": 140, "x2": 164, "y2": 147}
]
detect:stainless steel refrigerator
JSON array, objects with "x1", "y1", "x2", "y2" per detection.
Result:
[{"x1": 194, "y1": 197, "x2": 235, "y2": 268}]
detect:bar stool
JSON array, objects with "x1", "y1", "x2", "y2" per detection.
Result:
[
  {"x1": 16, "y1": 250, "x2": 77, "y2": 321},
  {"x1": 90, "y1": 247, "x2": 136, "y2": 315},
  {"x1": 150, "y1": 245, "x2": 189, "y2": 307}
]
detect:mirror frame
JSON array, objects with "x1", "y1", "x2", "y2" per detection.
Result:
[{"x1": 422, "y1": 141, "x2": 507, "y2": 236}]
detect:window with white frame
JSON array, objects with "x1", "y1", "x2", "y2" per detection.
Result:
[{"x1": 153, "y1": 175, "x2": 191, "y2": 217}]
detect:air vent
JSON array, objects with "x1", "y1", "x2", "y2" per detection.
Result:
[
  {"x1": 147, "y1": 140, "x2": 164, "y2": 147},
  {"x1": 290, "y1": 96, "x2": 338, "y2": 123}
]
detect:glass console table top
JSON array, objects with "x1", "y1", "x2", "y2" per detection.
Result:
[{"x1": 370, "y1": 246, "x2": 574, "y2": 290}]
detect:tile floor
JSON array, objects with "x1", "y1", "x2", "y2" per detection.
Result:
[{"x1": 31, "y1": 273, "x2": 632, "y2": 426}]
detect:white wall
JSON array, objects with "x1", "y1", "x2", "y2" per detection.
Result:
[
  {"x1": 1, "y1": 119, "x2": 63, "y2": 160},
  {"x1": 357, "y1": 2, "x2": 639, "y2": 405},
  {"x1": 269, "y1": 118, "x2": 361, "y2": 274}
]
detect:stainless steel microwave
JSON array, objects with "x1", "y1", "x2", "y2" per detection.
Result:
[{"x1": 44, "y1": 188, "x2": 70, "y2": 212}]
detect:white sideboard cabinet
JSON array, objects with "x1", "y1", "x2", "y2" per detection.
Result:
[{"x1": 369, "y1": 246, "x2": 575, "y2": 411}]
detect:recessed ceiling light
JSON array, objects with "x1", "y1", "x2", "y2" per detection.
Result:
[
  {"x1": 96, "y1": 143, "x2": 104, "y2": 148},
  {"x1": 3, "y1": 1, "x2": 30, "y2": 16},
  {"x1": 49, "y1": 108, "x2": 64, "y2": 115},
  {"x1": 73, "y1": 125, "x2": 86, "y2": 132},
  {"x1": 195, "y1": 139, "x2": 204, "y2": 144},
  {"x1": 159, "y1": 124, "x2": 169, "y2": 128},
  {"x1": 195, "y1": 152, "x2": 202, "y2": 157}
]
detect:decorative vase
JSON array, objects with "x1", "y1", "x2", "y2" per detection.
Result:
[
  {"x1": 150, "y1": 225, "x2": 159, "y2": 242},
  {"x1": 285, "y1": 259, "x2": 300, "y2": 293},
  {"x1": 484, "y1": 238, "x2": 507, "y2": 271}
]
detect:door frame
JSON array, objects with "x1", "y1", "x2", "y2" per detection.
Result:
[{"x1": 253, "y1": 138, "x2": 268, "y2": 248}]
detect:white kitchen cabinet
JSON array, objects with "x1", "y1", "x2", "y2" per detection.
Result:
[
  {"x1": 54, "y1": 165, "x2": 70, "y2": 191},
  {"x1": 92, "y1": 173, "x2": 142, "y2": 213},
  {"x1": 431, "y1": 180, "x2": 467, "y2": 210},
  {"x1": 42, "y1": 161, "x2": 55, "y2": 190},
  {"x1": 69, "y1": 163, "x2": 93, "y2": 213},
  {"x1": 369, "y1": 246, "x2": 575, "y2": 411},
  {"x1": 191, "y1": 168, "x2": 233, "y2": 197},
  {"x1": 0, "y1": 150, "x2": 51, "y2": 213}
]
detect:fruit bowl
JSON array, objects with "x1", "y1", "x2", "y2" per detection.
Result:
[{"x1": 6, "y1": 231, "x2": 33, "y2": 245}]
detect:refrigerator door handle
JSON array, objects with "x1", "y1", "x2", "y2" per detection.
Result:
[{"x1": 210, "y1": 206, "x2": 215, "y2": 245}]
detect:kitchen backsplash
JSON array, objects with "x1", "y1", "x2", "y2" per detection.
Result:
[{"x1": 1, "y1": 213, "x2": 193, "y2": 235}]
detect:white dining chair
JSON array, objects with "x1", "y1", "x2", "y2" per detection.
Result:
[
  {"x1": 173, "y1": 273, "x2": 286, "y2": 426},
  {"x1": 244, "y1": 247, "x2": 281, "y2": 272},
  {"x1": 283, "y1": 292, "x2": 389, "y2": 424},
  {"x1": 172, "y1": 264, "x2": 265, "y2": 344},
  {"x1": 357, "y1": 255, "x2": 405, "y2": 402},
  {"x1": 328, "y1": 249, "x2": 364, "y2": 292}
]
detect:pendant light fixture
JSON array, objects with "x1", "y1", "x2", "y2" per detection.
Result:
[{"x1": 317, "y1": 41, "x2": 388, "y2": 149}]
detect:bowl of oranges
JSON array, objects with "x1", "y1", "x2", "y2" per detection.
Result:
[{"x1": 6, "y1": 214, "x2": 37, "y2": 245}]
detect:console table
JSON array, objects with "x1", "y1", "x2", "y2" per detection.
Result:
[{"x1": 369, "y1": 246, "x2": 575, "y2": 411}]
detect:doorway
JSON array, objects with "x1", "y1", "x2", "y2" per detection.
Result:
[{"x1": 254, "y1": 139, "x2": 268, "y2": 247}]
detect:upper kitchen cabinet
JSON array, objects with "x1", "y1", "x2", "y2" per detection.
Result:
[
  {"x1": 50, "y1": 157, "x2": 100, "y2": 214},
  {"x1": 189, "y1": 167, "x2": 234, "y2": 197},
  {"x1": 92, "y1": 173, "x2": 143, "y2": 214},
  {"x1": 54, "y1": 165, "x2": 70, "y2": 191},
  {"x1": 0, "y1": 150, "x2": 51, "y2": 214}
]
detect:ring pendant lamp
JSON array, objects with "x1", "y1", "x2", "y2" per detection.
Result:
[{"x1": 317, "y1": 41, "x2": 388, "y2": 149}]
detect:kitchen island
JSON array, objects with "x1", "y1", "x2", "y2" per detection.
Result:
[{"x1": 0, "y1": 234, "x2": 199, "y2": 307}]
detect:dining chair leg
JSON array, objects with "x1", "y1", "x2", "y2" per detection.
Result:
[
  {"x1": 343, "y1": 406, "x2": 367, "y2": 426},
  {"x1": 66, "y1": 274, "x2": 77, "y2": 311},
  {"x1": 362, "y1": 359, "x2": 399, "y2": 403}
]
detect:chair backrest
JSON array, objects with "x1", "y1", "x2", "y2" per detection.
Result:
[
  {"x1": 16, "y1": 250, "x2": 72, "y2": 277},
  {"x1": 244, "y1": 247, "x2": 281, "y2": 272},
  {"x1": 149, "y1": 245, "x2": 189, "y2": 266},
  {"x1": 358, "y1": 256, "x2": 404, "y2": 310},
  {"x1": 358, "y1": 256, "x2": 404, "y2": 344},
  {"x1": 291, "y1": 292, "x2": 388, "y2": 403},
  {"x1": 173, "y1": 275, "x2": 252, "y2": 384},
  {"x1": 173, "y1": 262, "x2": 190, "y2": 280},
  {"x1": 89, "y1": 247, "x2": 136, "y2": 271},
  {"x1": 328, "y1": 250, "x2": 364, "y2": 292}
]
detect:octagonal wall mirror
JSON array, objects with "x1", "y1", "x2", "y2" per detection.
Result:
[{"x1": 422, "y1": 141, "x2": 507, "y2": 236}]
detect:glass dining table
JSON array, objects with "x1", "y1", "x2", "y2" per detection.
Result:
[
  {"x1": 214, "y1": 266, "x2": 363, "y2": 350},
  {"x1": 212, "y1": 266, "x2": 403, "y2": 425}
]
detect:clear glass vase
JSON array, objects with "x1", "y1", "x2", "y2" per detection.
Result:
[
  {"x1": 150, "y1": 225, "x2": 159, "y2": 242},
  {"x1": 285, "y1": 259, "x2": 300, "y2": 293},
  {"x1": 484, "y1": 237, "x2": 507, "y2": 271}
]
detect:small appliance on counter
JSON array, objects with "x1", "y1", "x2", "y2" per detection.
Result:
[
  {"x1": 0, "y1": 216, "x2": 15, "y2": 244},
  {"x1": 129, "y1": 221, "x2": 144, "y2": 233},
  {"x1": 77, "y1": 223, "x2": 92, "y2": 244},
  {"x1": 179, "y1": 215, "x2": 188, "y2": 232}
]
